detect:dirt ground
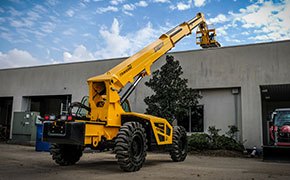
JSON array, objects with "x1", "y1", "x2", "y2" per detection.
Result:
[{"x1": 1, "y1": 143, "x2": 290, "y2": 180}]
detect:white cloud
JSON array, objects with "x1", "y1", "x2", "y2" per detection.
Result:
[
  {"x1": 9, "y1": 10, "x2": 40, "y2": 28},
  {"x1": 10, "y1": 20, "x2": 27, "y2": 28},
  {"x1": 249, "y1": 32, "x2": 283, "y2": 41},
  {"x1": 208, "y1": 14, "x2": 228, "y2": 24},
  {"x1": 194, "y1": 0, "x2": 206, "y2": 7},
  {"x1": 122, "y1": 10, "x2": 133, "y2": 16},
  {"x1": 170, "y1": 0, "x2": 192, "y2": 11},
  {"x1": 153, "y1": 0, "x2": 170, "y2": 3},
  {"x1": 209, "y1": 0, "x2": 290, "y2": 44},
  {"x1": 62, "y1": 28, "x2": 76, "y2": 36},
  {"x1": 176, "y1": 2, "x2": 191, "y2": 10},
  {"x1": 96, "y1": 6, "x2": 118, "y2": 14},
  {"x1": 0, "y1": 17, "x2": 5, "y2": 24},
  {"x1": 230, "y1": 0, "x2": 290, "y2": 41},
  {"x1": 94, "y1": 18, "x2": 162, "y2": 59},
  {"x1": 8, "y1": 7, "x2": 22, "y2": 16},
  {"x1": 95, "y1": 18, "x2": 131, "y2": 58},
  {"x1": 46, "y1": 0, "x2": 59, "y2": 6},
  {"x1": 249, "y1": 35, "x2": 269, "y2": 41},
  {"x1": 122, "y1": 1, "x2": 148, "y2": 15},
  {"x1": 225, "y1": 37, "x2": 242, "y2": 43},
  {"x1": 27, "y1": 11, "x2": 41, "y2": 21},
  {"x1": 63, "y1": 45, "x2": 95, "y2": 62},
  {"x1": 136, "y1": 1, "x2": 148, "y2": 7},
  {"x1": 0, "y1": 26, "x2": 8, "y2": 31},
  {"x1": 110, "y1": 0, "x2": 125, "y2": 5},
  {"x1": 123, "y1": 4, "x2": 135, "y2": 11},
  {"x1": 0, "y1": 49, "x2": 39, "y2": 69},
  {"x1": 216, "y1": 26, "x2": 227, "y2": 36},
  {"x1": 33, "y1": 5, "x2": 48, "y2": 14},
  {"x1": 82, "y1": 33, "x2": 93, "y2": 37},
  {"x1": 58, "y1": 17, "x2": 160, "y2": 63},
  {"x1": 66, "y1": 9, "x2": 75, "y2": 17},
  {"x1": 40, "y1": 22, "x2": 56, "y2": 33},
  {"x1": 241, "y1": 31, "x2": 250, "y2": 35}
]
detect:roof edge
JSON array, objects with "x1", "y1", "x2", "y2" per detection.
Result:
[{"x1": 1, "y1": 39, "x2": 289, "y2": 72}]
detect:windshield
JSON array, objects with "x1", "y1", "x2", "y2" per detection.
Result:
[
  {"x1": 274, "y1": 111, "x2": 290, "y2": 126},
  {"x1": 70, "y1": 96, "x2": 89, "y2": 118}
]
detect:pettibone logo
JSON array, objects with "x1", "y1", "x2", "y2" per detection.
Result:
[
  {"x1": 120, "y1": 64, "x2": 132, "y2": 76},
  {"x1": 154, "y1": 42, "x2": 164, "y2": 52}
]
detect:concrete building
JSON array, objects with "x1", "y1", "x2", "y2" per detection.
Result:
[{"x1": 0, "y1": 40, "x2": 290, "y2": 148}]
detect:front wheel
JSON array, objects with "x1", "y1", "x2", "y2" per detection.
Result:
[
  {"x1": 170, "y1": 126, "x2": 188, "y2": 162},
  {"x1": 115, "y1": 122, "x2": 147, "y2": 172}
]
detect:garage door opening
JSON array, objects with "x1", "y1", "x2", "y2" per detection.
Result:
[
  {"x1": 25, "y1": 95, "x2": 71, "y2": 117},
  {"x1": 0, "y1": 97, "x2": 13, "y2": 141},
  {"x1": 260, "y1": 84, "x2": 290, "y2": 145}
]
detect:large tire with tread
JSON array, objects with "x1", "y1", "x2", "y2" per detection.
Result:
[
  {"x1": 115, "y1": 122, "x2": 147, "y2": 172},
  {"x1": 170, "y1": 126, "x2": 188, "y2": 162},
  {"x1": 50, "y1": 144, "x2": 83, "y2": 166}
]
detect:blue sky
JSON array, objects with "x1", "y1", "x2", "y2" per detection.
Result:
[{"x1": 0, "y1": 0, "x2": 289, "y2": 69}]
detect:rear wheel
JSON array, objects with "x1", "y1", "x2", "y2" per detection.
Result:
[
  {"x1": 50, "y1": 144, "x2": 83, "y2": 166},
  {"x1": 170, "y1": 126, "x2": 187, "y2": 162},
  {"x1": 115, "y1": 122, "x2": 147, "y2": 172}
]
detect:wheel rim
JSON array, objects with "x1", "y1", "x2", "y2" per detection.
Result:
[{"x1": 131, "y1": 133, "x2": 143, "y2": 158}]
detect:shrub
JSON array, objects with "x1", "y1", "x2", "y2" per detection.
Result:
[
  {"x1": 215, "y1": 135, "x2": 244, "y2": 151},
  {"x1": 188, "y1": 133, "x2": 211, "y2": 151},
  {"x1": 208, "y1": 126, "x2": 221, "y2": 138},
  {"x1": 187, "y1": 125, "x2": 245, "y2": 152},
  {"x1": 226, "y1": 125, "x2": 239, "y2": 139},
  {"x1": 207, "y1": 126, "x2": 221, "y2": 149}
]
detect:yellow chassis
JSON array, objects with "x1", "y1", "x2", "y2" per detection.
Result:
[{"x1": 79, "y1": 112, "x2": 172, "y2": 148}]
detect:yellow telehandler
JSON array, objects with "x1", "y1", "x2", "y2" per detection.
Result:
[{"x1": 43, "y1": 12, "x2": 220, "y2": 172}]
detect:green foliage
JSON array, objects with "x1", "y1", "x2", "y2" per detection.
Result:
[
  {"x1": 215, "y1": 135, "x2": 244, "y2": 151},
  {"x1": 188, "y1": 133, "x2": 211, "y2": 151},
  {"x1": 144, "y1": 55, "x2": 201, "y2": 123},
  {"x1": 226, "y1": 125, "x2": 239, "y2": 139},
  {"x1": 208, "y1": 126, "x2": 221, "y2": 138},
  {"x1": 188, "y1": 126, "x2": 244, "y2": 152}
]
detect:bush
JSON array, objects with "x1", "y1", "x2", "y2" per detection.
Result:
[
  {"x1": 187, "y1": 126, "x2": 244, "y2": 152},
  {"x1": 188, "y1": 133, "x2": 211, "y2": 151},
  {"x1": 215, "y1": 135, "x2": 244, "y2": 151},
  {"x1": 226, "y1": 125, "x2": 239, "y2": 139},
  {"x1": 208, "y1": 126, "x2": 221, "y2": 138}
]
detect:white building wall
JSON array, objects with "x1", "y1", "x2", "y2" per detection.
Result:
[
  {"x1": 0, "y1": 40, "x2": 290, "y2": 148},
  {"x1": 199, "y1": 89, "x2": 238, "y2": 135}
]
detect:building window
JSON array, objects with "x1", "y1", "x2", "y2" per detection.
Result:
[{"x1": 178, "y1": 105, "x2": 204, "y2": 132}]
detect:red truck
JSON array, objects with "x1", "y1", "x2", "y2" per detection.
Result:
[{"x1": 263, "y1": 108, "x2": 290, "y2": 161}]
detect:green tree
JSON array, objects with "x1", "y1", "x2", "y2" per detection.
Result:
[{"x1": 144, "y1": 55, "x2": 201, "y2": 124}]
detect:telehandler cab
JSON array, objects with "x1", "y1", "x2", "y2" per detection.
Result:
[{"x1": 43, "y1": 12, "x2": 220, "y2": 172}]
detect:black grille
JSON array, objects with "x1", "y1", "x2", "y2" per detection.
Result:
[{"x1": 278, "y1": 133, "x2": 290, "y2": 142}]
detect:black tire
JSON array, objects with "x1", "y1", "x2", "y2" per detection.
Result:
[
  {"x1": 170, "y1": 126, "x2": 188, "y2": 162},
  {"x1": 115, "y1": 122, "x2": 147, "y2": 172},
  {"x1": 50, "y1": 144, "x2": 83, "y2": 166}
]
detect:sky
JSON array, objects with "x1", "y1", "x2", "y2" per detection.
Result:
[{"x1": 0, "y1": 0, "x2": 289, "y2": 69}]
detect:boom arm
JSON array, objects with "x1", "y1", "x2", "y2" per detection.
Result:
[
  {"x1": 93, "y1": 13, "x2": 208, "y2": 90},
  {"x1": 87, "y1": 12, "x2": 219, "y2": 124}
]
